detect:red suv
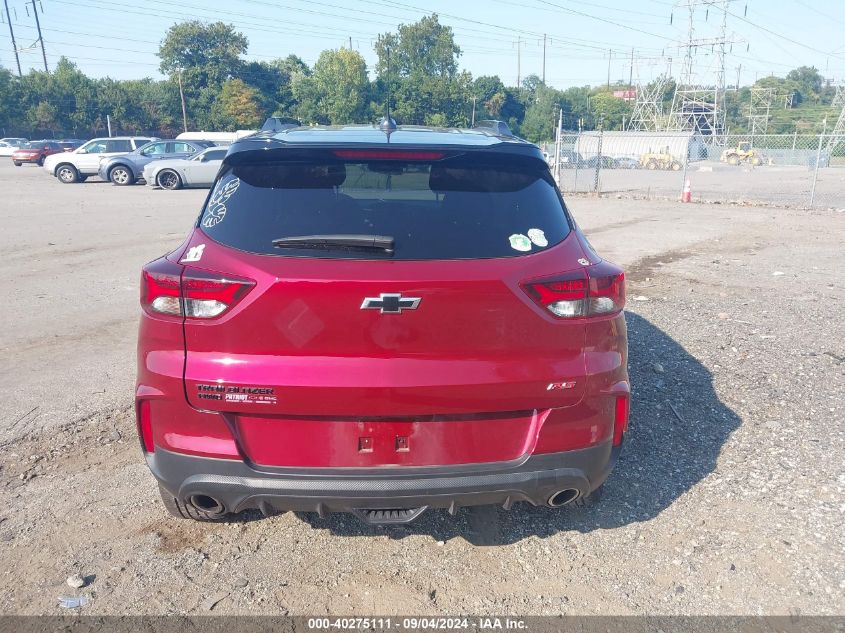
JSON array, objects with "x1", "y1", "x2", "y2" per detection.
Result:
[
  {"x1": 136, "y1": 121, "x2": 629, "y2": 524},
  {"x1": 11, "y1": 140, "x2": 64, "y2": 166}
]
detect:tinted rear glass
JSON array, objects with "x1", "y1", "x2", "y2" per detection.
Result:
[{"x1": 199, "y1": 155, "x2": 570, "y2": 260}]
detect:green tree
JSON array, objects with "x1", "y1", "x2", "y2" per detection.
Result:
[
  {"x1": 786, "y1": 66, "x2": 823, "y2": 104},
  {"x1": 520, "y1": 83, "x2": 563, "y2": 142},
  {"x1": 29, "y1": 101, "x2": 58, "y2": 134},
  {"x1": 590, "y1": 91, "x2": 632, "y2": 130},
  {"x1": 374, "y1": 14, "x2": 470, "y2": 126},
  {"x1": 159, "y1": 21, "x2": 248, "y2": 92},
  {"x1": 0, "y1": 68, "x2": 24, "y2": 134},
  {"x1": 214, "y1": 78, "x2": 264, "y2": 129},
  {"x1": 309, "y1": 48, "x2": 369, "y2": 124}
]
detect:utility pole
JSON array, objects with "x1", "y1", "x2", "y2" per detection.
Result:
[
  {"x1": 178, "y1": 69, "x2": 188, "y2": 133},
  {"x1": 106, "y1": 114, "x2": 112, "y2": 137},
  {"x1": 349, "y1": 36, "x2": 352, "y2": 49},
  {"x1": 471, "y1": 96, "x2": 477, "y2": 126},
  {"x1": 606, "y1": 49, "x2": 611, "y2": 89},
  {"x1": 3, "y1": 0, "x2": 22, "y2": 77},
  {"x1": 629, "y1": 47, "x2": 634, "y2": 87},
  {"x1": 542, "y1": 34, "x2": 546, "y2": 83},
  {"x1": 516, "y1": 36, "x2": 522, "y2": 89},
  {"x1": 31, "y1": 0, "x2": 47, "y2": 72}
]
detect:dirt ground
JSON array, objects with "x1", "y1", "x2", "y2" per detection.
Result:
[
  {"x1": 557, "y1": 160, "x2": 845, "y2": 210},
  {"x1": 0, "y1": 163, "x2": 843, "y2": 615}
]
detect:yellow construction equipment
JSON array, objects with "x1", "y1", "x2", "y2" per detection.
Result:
[{"x1": 720, "y1": 141, "x2": 764, "y2": 166}]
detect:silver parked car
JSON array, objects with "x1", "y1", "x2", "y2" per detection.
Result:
[
  {"x1": 143, "y1": 146, "x2": 228, "y2": 190},
  {"x1": 43, "y1": 136, "x2": 156, "y2": 183},
  {"x1": 98, "y1": 139, "x2": 214, "y2": 185}
]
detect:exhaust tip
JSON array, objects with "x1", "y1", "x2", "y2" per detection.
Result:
[
  {"x1": 189, "y1": 494, "x2": 225, "y2": 515},
  {"x1": 548, "y1": 489, "x2": 580, "y2": 508}
]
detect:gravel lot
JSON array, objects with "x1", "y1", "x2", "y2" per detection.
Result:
[
  {"x1": 0, "y1": 162, "x2": 843, "y2": 616},
  {"x1": 557, "y1": 160, "x2": 845, "y2": 210}
]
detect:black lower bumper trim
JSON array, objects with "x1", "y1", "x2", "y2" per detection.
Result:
[{"x1": 147, "y1": 442, "x2": 619, "y2": 522}]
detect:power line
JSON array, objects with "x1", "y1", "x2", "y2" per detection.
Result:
[{"x1": 722, "y1": 3, "x2": 845, "y2": 61}]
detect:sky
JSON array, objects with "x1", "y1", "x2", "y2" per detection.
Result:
[{"x1": 1, "y1": 0, "x2": 845, "y2": 89}]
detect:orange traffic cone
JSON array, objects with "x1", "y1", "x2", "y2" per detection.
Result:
[{"x1": 681, "y1": 178, "x2": 692, "y2": 203}]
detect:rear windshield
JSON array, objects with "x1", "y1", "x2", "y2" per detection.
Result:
[{"x1": 198, "y1": 155, "x2": 570, "y2": 260}]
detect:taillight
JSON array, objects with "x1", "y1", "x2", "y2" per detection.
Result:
[
  {"x1": 137, "y1": 400, "x2": 154, "y2": 453},
  {"x1": 521, "y1": 261, "x2": 625, "y2": 318},
  {"x1": 141, "y1": 258, "x2": 182, "y2": 316},
  {"x1": 613, "y1": 394, "x2": 629, "y2": 446},
  {"x1": 141, "y1": 257, "x2": 255, "y2": 319}
]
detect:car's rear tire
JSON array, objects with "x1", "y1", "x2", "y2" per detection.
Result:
[
  {"x1": 156, "y1": 169, "x2": 182, "y2": 190},
  {"x1": 158, "y1": 484, "x2": 229, "y2": 521},
  {"x1": 109, "y1": 165, "x2": 135, "y2": 186},
  {"x1": 37, "y1": 156, "x2": 44, "y2": 166},
  {"x1": 13, "y1": 161, "x2": 21, "y2": 166},
  {"x1": 56, "y1": 164, "x2": 80, "y2": 183}
]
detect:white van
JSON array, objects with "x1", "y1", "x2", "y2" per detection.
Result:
[{"x1": 175, "y1": 130, "x2": 256, "y2": 146}]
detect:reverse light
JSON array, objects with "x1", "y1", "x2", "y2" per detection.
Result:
[
  {"x1": 521, "y1": 261, "x2": 625, "y2": 319},
  {"x1": 141, "y1": 257, "x2": 255, "y2": 319}
]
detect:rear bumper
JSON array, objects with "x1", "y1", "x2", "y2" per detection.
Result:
[{"x1": 147, "y1": 441, "x2": 620, "y2": 521}]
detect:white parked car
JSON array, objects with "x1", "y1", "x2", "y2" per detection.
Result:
[
  {"x1": 143, "y1": 146, "x2": 228, "y2": 189},
  {"x1": 0, "y1": 139, "x2": 27, "y2": 156},
  {"x1": 43, "y1": 136, "x2": 155, "y2": 183}
]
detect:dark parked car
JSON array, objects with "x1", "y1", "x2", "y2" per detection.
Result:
[
  {"x1": 137, "y1": 121, "x2": 629, "y2": 525},
  {"x1": 11, "y1": 140, "x2": 65, "y2": 166},
  {"x1": 99, "y1": 139, "x2": 215, "y2": 185},
  {"x1": 614, "y1": 156, "x2": 641, "y2": 169},
  {"x1": 57, "y1": 139, "x2": 86, "y2": 152},
  {"x1": 581, "y1": 155, "x2": 618, "y2": 169}
]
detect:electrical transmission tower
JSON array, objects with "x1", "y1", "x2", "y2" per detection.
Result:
[
  {"x1": 747, "y1": 87, "x2": 774, "y2": 137},
  {"x1": 669, "y1": 0, "x2": 735, "y2": 135},
  {"x1": 825, "y1": 84, "x2": 845, "y2": 153},
  {"x1": 629, "y1": 73, "x2": 670, "y2": 131}
]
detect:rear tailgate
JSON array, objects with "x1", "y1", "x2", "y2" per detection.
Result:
[
  {"x1": 181, "y1": 240, "x2": 587, "y2": 466},
  {"x1": 181, "y1": 150, "x2": 589, "y2": 467}
]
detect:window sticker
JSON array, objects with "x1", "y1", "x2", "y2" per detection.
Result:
[
  {"x1": 509, "y1": 233, "x2": 532, "y2": 252},
  {"x1": 527, "y1": 228, "x2": 548, "y2": 247},
  {"x1": 202, "y1": 177, "x2": 240, "y2": 228},
  {"x1": 181, "y1": 243, "x2": 205, "y2": 263}
]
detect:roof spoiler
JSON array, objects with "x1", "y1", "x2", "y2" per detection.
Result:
[
  {"x1": 473, "y1": 120, "x2": 514, "y2": 137},
  {"x1": 261, "y1": 117, "x2": 302, "y2": 132}
]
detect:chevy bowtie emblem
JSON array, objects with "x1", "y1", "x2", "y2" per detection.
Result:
[{"x1": 360, "y1": 293, "x2": 421, "y2": 314}]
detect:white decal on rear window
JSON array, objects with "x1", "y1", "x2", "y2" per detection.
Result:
[
  {"x1": 202, "y1": 177, "x2": 240, "y2": 228},
  {"x1": 527, "y1": 228, "x2": 548, "y2": 247},
  {"x1": 509, "y1": 234, "x2": 532, "y2": 252},
  {"x1": 181, "y1": 243, "x2": 205, "y2": 263}
]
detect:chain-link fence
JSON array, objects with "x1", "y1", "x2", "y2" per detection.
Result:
[{"x1": 544, "y1": 131, "x2": 845, "y2": 209}]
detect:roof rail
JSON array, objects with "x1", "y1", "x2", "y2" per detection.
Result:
[
  {"x1": 261, "y1": 117, "x2": 301, "y2": 132},
  {"x1": 473, "y1": 119, "x2": 514, "y2": 137}
]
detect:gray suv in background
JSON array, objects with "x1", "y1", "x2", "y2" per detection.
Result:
[
  {"x1": 43, "y1": 136, "x2": 155, "y2": 183},
  {"x1": 98, "y1": 139, "x2": 214, "y2": 185}
]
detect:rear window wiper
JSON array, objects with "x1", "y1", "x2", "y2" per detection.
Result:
[{"x1": 272, "y1": 234, "x2": 395, "y2": 254}]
